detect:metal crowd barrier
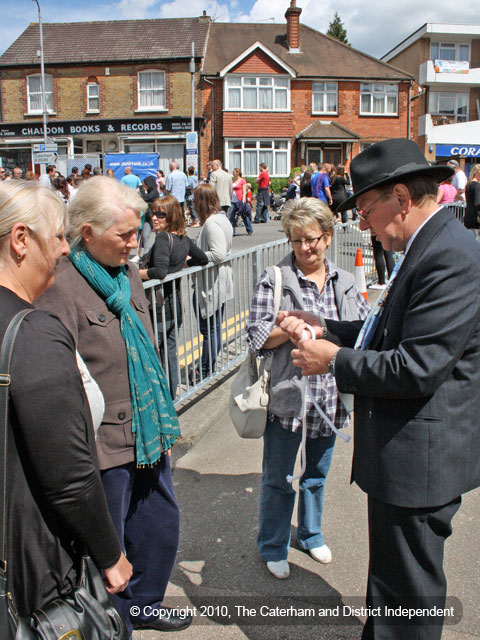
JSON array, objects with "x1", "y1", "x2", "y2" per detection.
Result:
[{"x1": 142, "y1": 220, "x2": 374, "y2": 406}]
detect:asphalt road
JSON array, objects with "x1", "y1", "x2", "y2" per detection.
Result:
[{"x1": 134, "y1": 375, "x2": 480, "y2": 640}]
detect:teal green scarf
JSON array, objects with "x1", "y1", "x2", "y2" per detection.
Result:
[{"x1": 69, "y1": 247, "x2": 180, "y2": 466}]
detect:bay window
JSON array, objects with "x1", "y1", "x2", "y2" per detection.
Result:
[
  {"x1": 225, "y1": 76, "x2": 290, "y2": 111},
  {"x1": 227, "y1": 140, "x2": 289, "y2": 177}
]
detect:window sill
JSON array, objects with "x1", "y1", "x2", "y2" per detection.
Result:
[
  {"x1": 312, "y1": 112, "x2": 338, "y2": 116},
  {"x1": 86, "y1": 110, "x2": 100, "y2": 115},
  {"x1": 25, "y1": 112, "x2": 57, "y2": 117},
  {"x1": 134, "y1": 108, "x2": 168, "y2": 114},
  {"x1": 224, "y1": 109, "x2": 292, "y2": 113},
  {"x1": 359, "y1": 113, "x2": 398, "y2": 117}
]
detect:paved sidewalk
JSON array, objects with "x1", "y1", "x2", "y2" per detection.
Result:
[{"x1": 134, "y1": 372, "x2": 480, "y2": 640}]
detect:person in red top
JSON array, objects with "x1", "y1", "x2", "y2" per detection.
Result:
[
  {"x1": 255, "y1": 163, "x2": 270, "y2": 223},
  {"x1": 229, "y1": 168, "x2": 253, "y2": 236}
]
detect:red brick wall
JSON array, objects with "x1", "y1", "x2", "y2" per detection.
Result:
[
  {"x1": 201, "y1": 74, "x2": 413, "y2": 174},
  {"x1": 230, "y1": 49, "x2": 287, "y2": 75}
]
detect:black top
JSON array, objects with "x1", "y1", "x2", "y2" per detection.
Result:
[
  {"x1": 465, "y1": 181, "x2": 480, "y2": 229},
  {"x1": 1, "y1": 286, "x2": 121, "y2": 615},
  {"x1": 330, "y1": 175, "x2": 350, "y2": 208},
  {"x1": 146, "y1": 232, "x2": 208, "y2": 285}
]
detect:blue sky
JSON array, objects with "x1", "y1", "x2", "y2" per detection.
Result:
[{"x1": 1, "y1": 0, "x2": 479, "y2": 61}]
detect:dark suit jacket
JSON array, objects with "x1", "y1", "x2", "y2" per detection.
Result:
[{"x1": 327, "y1": 208, "x2": 480, "y2": 508}]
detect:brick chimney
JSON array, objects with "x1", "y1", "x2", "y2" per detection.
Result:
[{"x1": 285, "y1": 0, "x2": 302, "y2": 53}]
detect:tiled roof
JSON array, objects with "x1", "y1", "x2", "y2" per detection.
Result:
[
  {"x1": 203, "y1": 23, "x2": 413, "y2": 80},
  {"x1": 296, "y1": 121, "x2": 360, "y2": 140},
  {"x1": 0, "y1": 18, "x2": 210, "y2": 66}
]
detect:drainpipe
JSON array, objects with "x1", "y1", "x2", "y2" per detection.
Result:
[
  {"x1": 407, "y1": 80, "x2": 412, "y2": 139},
  {"x1": 203, "y1": 76, "x2": 215, "y2": 160}
]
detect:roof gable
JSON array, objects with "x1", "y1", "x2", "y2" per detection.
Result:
[
  {"x1": 220, "y1": 42, "x2": 296, "y2": 77},
  {"x1": 203, "y1": 23, "x2": 413, "y2": 81}
]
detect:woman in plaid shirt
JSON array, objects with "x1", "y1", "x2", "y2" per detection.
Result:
[{"x1": 246, "y1": 197, "x2": 369, "y2": 580}]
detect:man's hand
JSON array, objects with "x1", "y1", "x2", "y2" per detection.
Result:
[
  {"x1": 277, "y1": 310, "x2": 325, "y2": 343},
  {"x1": 291, "y1": 340, "x2": 340, "y2": 376},
  {"x1": 104, "y1": 552, "x2": 132, "y2": 594}
]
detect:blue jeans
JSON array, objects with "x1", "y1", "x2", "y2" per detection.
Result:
[
  {"x1": 198, "y1": 303, "x2": 224, "y2": 377},
  {"x1": 255, "y1": 188, "x2": 270, "y2": 222},
  {"x1": 228, "y1": 202, "x2": 253, "y2": 235},
  {"x1": 258, "y1": 416, "x2": 336, "y2": 561}
]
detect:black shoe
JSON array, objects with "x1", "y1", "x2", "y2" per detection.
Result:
[
  {"x1": 247, "y1": 231, "x2": 253, "y2": 235},
  {"x1": 132, "y1": 609, "x2": 193, "y2": 632}
]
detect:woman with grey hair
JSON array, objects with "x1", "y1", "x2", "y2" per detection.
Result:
[
  {"x1": 246, "y1": 197, "x2": 369, "y2": 579},
  {"x1": 0, "y1": 180, "x2": 131, "y2": 619},
  {"x1": 36, "y1": 176, "x2": 191, "y2": 635}
]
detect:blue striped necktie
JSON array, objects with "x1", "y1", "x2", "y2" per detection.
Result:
[{"x1": 354, "y1": 254, "x2": 405, "y2": 351}]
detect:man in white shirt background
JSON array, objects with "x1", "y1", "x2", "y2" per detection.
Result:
[{"x1": 448, "y1": 159, "x2": 467, "y2": 200}]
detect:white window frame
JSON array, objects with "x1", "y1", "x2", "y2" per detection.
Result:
[
  {"x1": 430, "y1": 42, "x2": 470, "y2": 63},
  {"x1": 429, "y1": 91, "x2": 469, "y2": 123},
  {"x1": 224, "y1": 75, "x2": 290, "y2": 111},
  {"x1": 137, "y1": 70, "x2": 166, "y2": 112},
  {"x1": 360, "y1": 83, "x2": 398, "y2": 116},
  {"x1": 312, "y1": 82, "x2": 338, "y2": 114},
  {"x1": 87, "y1": 82, "x2": 100, "y2": 113},
  {"x1": 225, "y1": 139, "x2": 290, "y2": 177},
  {"x1": 27, "y1": 74, "x2": 54, "y2": 114}
]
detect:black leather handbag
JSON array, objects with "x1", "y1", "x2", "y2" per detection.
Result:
[{"x1": 0, "y1": 309, "x2": 128, "y2": 640}]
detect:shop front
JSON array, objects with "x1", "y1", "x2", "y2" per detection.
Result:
[{"x1": 0, "y1": 116, "x2": 203, "y2": 175}]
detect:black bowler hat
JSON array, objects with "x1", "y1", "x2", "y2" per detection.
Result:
[{"x1": 336, "y1": 138, "x2": 454, "y2": 212}]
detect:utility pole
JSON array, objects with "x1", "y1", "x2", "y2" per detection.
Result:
[{"x1": 32, "y1": 0, "x2": 48, "y2": 145}]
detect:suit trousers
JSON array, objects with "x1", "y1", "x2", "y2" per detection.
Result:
[
  {"x1": 362, "y1": 495, "x2": 461, "y2": 640},
  {"x1": 101, "y1": 456, "x2": 180, "y2": 637}
]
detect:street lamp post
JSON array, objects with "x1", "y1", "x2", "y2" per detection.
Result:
[{"x1": 32, "y1": 0, "x2": 48, "y2": 145}]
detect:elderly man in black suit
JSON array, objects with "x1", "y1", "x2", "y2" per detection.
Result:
[{"x1": 279, "y1": 138, "x2": 480, "y2": 640}]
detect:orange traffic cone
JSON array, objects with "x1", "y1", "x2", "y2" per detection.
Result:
[{"x1": 355, "y1": 248, "x2": 368, "y2": 301}]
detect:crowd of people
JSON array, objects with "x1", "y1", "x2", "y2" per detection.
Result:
[{"x1": 1, "y1": 139, "x2": 480, "y2": 640}]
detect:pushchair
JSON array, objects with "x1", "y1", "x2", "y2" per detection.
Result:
[{"x1": 271, "y1": 183, "x2": 297, "y2": 220}]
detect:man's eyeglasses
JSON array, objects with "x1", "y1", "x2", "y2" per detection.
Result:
[
  {"x1": 151, "y1": 211, "x2": 166, "y2": 218},
  {"x1": 356, "y1": 192, "x2": 386, "y2": 222},
  {"x1": 289, "y1": 234, "x2": 324, "y2": 248}
]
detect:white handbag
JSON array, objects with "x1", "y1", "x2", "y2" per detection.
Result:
[{"x1": 229, "y1": 266, "x2": 282, "y2": 438}]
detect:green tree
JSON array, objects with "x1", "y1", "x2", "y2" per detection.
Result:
[{"x1": 327, "y1": 12, "x2": 349, "y2": 45}]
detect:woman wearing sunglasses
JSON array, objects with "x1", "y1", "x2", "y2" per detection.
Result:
[
  {"x1": 139, "y1": 196, "x2": 208, "y2": 399},
  {"x1": 246, "y1": 197, "x2": 369, "y2": 580}
]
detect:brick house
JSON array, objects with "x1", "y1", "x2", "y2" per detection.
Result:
[
  {"x1": 0, "y1": 2, "x2": 416, "y2": 177},
  {"x1": 381, "y1": 23, "x2": 480, "y2": 172},
  {"x1": 200, "y1": 0, "x2": 415, "y2": 177},
  {"x1": 0, "y1": 17, "x2": 209, "y2": 172}
]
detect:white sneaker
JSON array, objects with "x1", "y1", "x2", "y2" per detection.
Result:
[
  {"x1": 369, "y1": 283, "x2": 387, "y2": 290},
  {"x1": 266, "y1": 560, "x2": 290, "y2": 579},
  {"x1": 309, "y1": 544, "x2": 332, "y2": 564}
]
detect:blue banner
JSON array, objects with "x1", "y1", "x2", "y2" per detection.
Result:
[
  {"x1": 105, "y1": 153, "x2": 159, "y2": 182},
  {"x1": 436, "y1": 144, "x2": 480, "y2": 158}
]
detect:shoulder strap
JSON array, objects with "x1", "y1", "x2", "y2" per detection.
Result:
[
  {"x1": 0, "y1": 309, "x2": 35, "y2": 569},
  {"x1": 262, "y1": 266, "x2": 283, "y2": 373}
]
